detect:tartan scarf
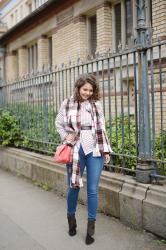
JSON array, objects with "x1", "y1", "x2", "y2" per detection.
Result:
[{"x1": 63, "y1": 96, "x2": 111, "y2": 188}]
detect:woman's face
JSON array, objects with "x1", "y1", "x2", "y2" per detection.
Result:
[{"x1": 79, "y1": 83, "x2": 93, "y2": 101}]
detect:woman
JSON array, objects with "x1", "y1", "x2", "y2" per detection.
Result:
[{"x1": 56, "y1": 73, "x2": 112, "y2": 245}]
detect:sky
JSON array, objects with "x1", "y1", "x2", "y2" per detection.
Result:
[{"x1": 0, "y1": 0, "x2": 18, "y2": 15}]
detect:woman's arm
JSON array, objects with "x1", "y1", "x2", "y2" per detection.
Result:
[
  {"x1": 55, "y1": 101, "x2": 68, "y2": 141},
  {"x1": 96, "y1": 101, "x2": 113, "y2": 155},
  {"x1": 96, "y1": 101, "x2": 106, "y2": 129},
  {"x1": 55, "y1": 100, "x2": 76, "y2": 143}
]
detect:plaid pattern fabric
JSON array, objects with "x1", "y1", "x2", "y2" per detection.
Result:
[{"x1": 62, "y1": 96, "x2": 111, "y2": 188}]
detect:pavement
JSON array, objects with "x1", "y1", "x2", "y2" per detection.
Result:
[{"x1": 0, "y1": 168, "x2": 166, "y2": 250}]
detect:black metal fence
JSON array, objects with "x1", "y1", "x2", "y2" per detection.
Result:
[{"x1": 0, "y1": 40, "x2": 166, "y2": 181}]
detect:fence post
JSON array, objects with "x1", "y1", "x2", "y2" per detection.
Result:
[{"x1": 135, "y1": 0, "x2": 154, "y2": 183}]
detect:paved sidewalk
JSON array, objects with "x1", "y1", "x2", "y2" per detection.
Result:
[{"x1": 0, "y1": 168, "x2": 165, "y2": 250}]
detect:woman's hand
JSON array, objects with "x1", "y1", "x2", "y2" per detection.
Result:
[
  {"x1": 66, "y1": 133, "x2": 76, "y2": 143},
  {"x1": 104, "y1": 153, "x2": 110, "y2": 164}
]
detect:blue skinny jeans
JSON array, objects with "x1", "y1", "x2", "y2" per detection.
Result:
[{"x1": 66, "y1": 145, "x2": 104, "y2": 220}]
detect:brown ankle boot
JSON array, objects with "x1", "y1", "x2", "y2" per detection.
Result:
[
  {"x1": 85, "y1": 219, "x2": 95, "y2": 245},
  {"x1": 67, "y1": 214, "x2": 77, "y2": 236}
]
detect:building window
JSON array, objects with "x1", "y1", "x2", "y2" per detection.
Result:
[
  {"x1": 26, "y1": 0, "x2": 32, "y2": 14},
  {"x1": 115, "y1": 3, "x2": 121, "y2": 51},
  {"x1": 10, "y1": 13, "x2": 14, "y2": 26},
  {"x1": 125, "y1": 0, "x2": 133, "y2": 48},
  {"x1": 16, "y1": 51, "x2": 19, "y2": 77},
  {"x1": 28, "y1": 43, "x2": 38, "y2": 73},
  {"x1": 15, "y1": 9, "x2": 18, "y2": 23},
  {"x1": 0, "y1": 56, "x2": 5, "y2": 84},
  {"x1": 114, "y1": 0, "x2": 152, "y2": 51},
  {"x1": 28, "y1": 47, "x2": 31, "y2": 72},
  {"x1": 35, "y1": 0, "x2": 46, "y2": 8},
  {"x1": 35, "y1": 0, "x2": 39, "y2": 8},
  {"x1": 35, "y1": 43, "x2": 38, "y2": 71},
  {"x1": 114, "y1": 0, "x2": 133, "y2": 51},
  {"x1": 28, "y1": 3, "x2": 32, "y2": 13},
  {"x1": 145, "y1": 0, "x2": 152, "y2": 27},
  {"x1": 149, "y1": 0, "x2": 152, "y2": 26},
  {"x1": 48, "y1": 37, "x2": 52, "y2": 67},
  {"x1": 88, "y1": 15, "x2": 97, "y2": 56},
  {"x1": 20, "y1": 5, "x2": 23, "y2": 19}
]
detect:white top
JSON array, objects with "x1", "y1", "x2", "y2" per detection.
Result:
[{"x1": 80, "y1": 101, "x2": 94, "y2": 155}]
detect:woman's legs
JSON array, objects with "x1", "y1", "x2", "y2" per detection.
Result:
[
  {"x1": 85, "y1": 153, "x2": 104, "y2": 244},
  {"x1": 86, "y1": 154, "x2": 104, "y2": 220},
  {"x1": 66, "y1": 146, "x2": 104, "y2": 243},
  {"x1": 66, "y1": 145, "x2": 86, "y2": 215},
  {"x1": 67, "y1": 149, "x2": 104, "y2": 218}
]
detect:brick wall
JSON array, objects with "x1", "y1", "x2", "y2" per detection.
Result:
[
  {"x1": 152, "y1": 0, "x2": 166, "y2": 41},
  {"x1": 52, "y1": 16, "x2": 87, "y2": 67},
  {"x1": 96, "y1": 2, "x2": 112, "y2": 54}
]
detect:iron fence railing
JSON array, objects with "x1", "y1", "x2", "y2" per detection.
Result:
[{"x1": 0, "y1": 41, "x2": 166, "y2": 180}]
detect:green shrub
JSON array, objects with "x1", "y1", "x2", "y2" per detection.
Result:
[
  {"x1": 106, "y1": 115, "x2": 137, "y2": 170},
  {"x1": 155, "y1": 130, "x2": 166, "y2": 160},
  {"x1": 106, "y1": 115, "x2": 166, "y2": 174},
  {"x1": 0, "y1": 109, "x2": 23, "y2": 146},
  {"x1": 6, "y1": 104, "x2": 61, "y2": 153},
  {"x1": 155, "y1": 130, "x2": 166, "y2": 175}
]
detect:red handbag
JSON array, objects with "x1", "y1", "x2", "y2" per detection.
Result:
[{"x1": 53, "y1": 144, "x2": 72, "y2": 164}]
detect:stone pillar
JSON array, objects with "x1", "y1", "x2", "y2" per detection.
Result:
[
  {"x1": 73, "y1": 15, "x2": 87, "y2": 61},
  {"x1": 96, "y1": 2, "x2": 112, "y2": 54},
  {"x1": 18, "y1": 46, "x2": 28, "y2": 77},
  {"x1": 5, "y1": 51, "x2": 18, "y2": 82},
  {"x1": 152, "y1": 0, "x2": 166, "y2": 42},
  {"x1": 37, "y1": 35, "x2": 49, "y2": 71},
  {"x1": 52, "y1": 15, "x2": 87, "y2": 67}
]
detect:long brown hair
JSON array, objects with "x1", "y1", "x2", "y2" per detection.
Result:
[{"x1": 73, "y1": 73, "x2": 100, "y2": 102}]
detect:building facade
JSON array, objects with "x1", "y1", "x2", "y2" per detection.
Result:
[
  {"x1": 0, "y1": 0, "x2": 165, "y2": 129},
  {"x1": 0, "y1": 0, "x2": 165, "y2": 173},
  {"x1": 0, "y1": 0, "x2": 164, "y2": 81}
]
